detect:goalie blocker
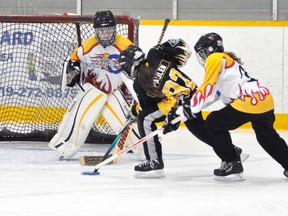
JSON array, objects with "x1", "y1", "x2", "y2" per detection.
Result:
[{"x1": 48, "y1": 82, "x2": 145, "y2": 161}]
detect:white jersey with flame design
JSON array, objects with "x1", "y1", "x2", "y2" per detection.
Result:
[
  {"x1": 70, "y1": 34, "x2": 133, "y2": 94},
  {"x1": 191, "y1": 52, "x2": 274, "y2": 114}
]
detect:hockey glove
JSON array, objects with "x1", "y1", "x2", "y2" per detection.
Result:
[
  {"x1": 163, "y1": 108, "x2": 181, "y2": 135},
  {"x1": 181, "y1": 93, "x2": 199, "y2": 120},
  {"x1": 126, "y1": 103, "x2": 141, "y2": 123},
  {"x1": 66, "y1": 61, "x2": 81, "y2": 87},
  {"x1": 131, "y1": 104, "x2": 139, "y2": 117}
]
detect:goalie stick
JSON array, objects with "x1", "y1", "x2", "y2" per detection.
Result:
[
  {"x1": 61, "y1": 56, "x2": 69, "y2": 92},
  {"x1": 81, "y1": 116, "x2": 181, "y2": 175},
  {"x1": 111, "y1": 118, "x2": 134, "y2": 164},
  {"x1": 157, "y1": 18, "x2": 170, "y2": 45},
  {"x1": 110, "y1": 99, "x2": 139, "y2": 164},
  {"x1": 79, "y1": 115, "x2": 135, "y2": 166}
]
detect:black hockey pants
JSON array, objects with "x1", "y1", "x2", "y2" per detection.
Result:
[
  {"x1": 184, "y1": 112, "x2": 212, "y2": 147},
  {"x1": 137, "y1": 107, "x2": 166, "y2": 162},
  {"x1": 137, "y1": 107, "x2": 214, "y2": 162},
  {"x1": 205, "y1": 104, "x2": 288, "y2": 170}
]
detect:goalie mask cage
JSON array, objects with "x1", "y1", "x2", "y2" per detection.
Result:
[{"x1": 0, "y1": 15, "x2": 138, "y2": 143}]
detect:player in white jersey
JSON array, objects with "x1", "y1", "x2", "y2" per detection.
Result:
[
  {"x1": 168, "y1": 32, "x2": 288, "y2": 181},
  {"x1": 48, "y1": 10, "x2": 144, "y2": 161}
]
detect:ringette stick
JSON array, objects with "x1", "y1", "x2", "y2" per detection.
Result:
[
  {"x1": 81, "y1": 116, "x2": 181, "y2": 175},
  {"x1": 157, "y1": 18, "x2": 170, "y2": 45}
]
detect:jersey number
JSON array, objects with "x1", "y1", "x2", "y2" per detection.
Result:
[
  {"x1": 239, "y1": 65, "x2": 257, "y2": 82},
  {"x1": 162, "y1": 69, "x2": 194, "y2": 96}
]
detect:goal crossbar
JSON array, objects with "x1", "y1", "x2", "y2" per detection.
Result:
[{"x1": 0, "y1": 14, "x2": 138, "y2": 142}]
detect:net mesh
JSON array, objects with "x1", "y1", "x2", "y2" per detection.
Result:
[{"x1": 0, "y1": 15, "x2": 137, "y2": 142}]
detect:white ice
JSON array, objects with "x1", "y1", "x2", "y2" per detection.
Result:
[{"x1": 0, "y1": 128, "x2": 287, "y2": 216}]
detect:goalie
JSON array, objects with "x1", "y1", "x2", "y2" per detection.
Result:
[{"x1": 48, "y1": 10, "x2": 145, "y2": 161}]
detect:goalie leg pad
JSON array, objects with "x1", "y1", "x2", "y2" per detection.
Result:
[
  {"x1": 101, "y1": 89, "x2": 145, "y2": 161},
  {"x1": 49, "y1": 83, "x2": 108, "y2": 159}
]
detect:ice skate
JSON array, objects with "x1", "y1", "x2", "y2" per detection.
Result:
[
  {"x1": 214, "y1": 160, "x2": 245, "y2": 181},
  {"x1": 134, "y1": 159, "x2": 165, "y2": 178}
]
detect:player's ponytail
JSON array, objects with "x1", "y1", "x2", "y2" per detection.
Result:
[
  {"x1": 225, "y1": 51, "x2": 243, "y2": 65},
  {"x1": 135, "y1": 62, "x2": 166, "y2": 100}
]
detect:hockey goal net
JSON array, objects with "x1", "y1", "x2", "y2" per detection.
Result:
[{"x1": 0, "y1": 15, "x2": 139, "y2": 142}]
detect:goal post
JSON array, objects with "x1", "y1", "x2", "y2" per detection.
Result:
[{"x1": 0, "y1": 14, "x2": 139, "y2": 143}]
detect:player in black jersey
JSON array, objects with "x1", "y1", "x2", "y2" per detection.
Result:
[{"x1": 118, "y1": 39, "x2": 248, "y2": 178}]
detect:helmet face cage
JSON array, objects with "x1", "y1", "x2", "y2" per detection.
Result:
[
  {"x1": 196, "y1": 49, "x2": 208, "y2": 67},
  {"x1": 194, "y1": 32, "x2": 224, "y2": 67},
  {"x1": 93, "y1": 10, "x2": 116, "y2": 47},
  {"x1": 161, "y1": 39, "x2": 192, "y2": 68},
  {"x1": 120, "y1": 59, "x2": 135, "y2": 80},
  {"x1": 118, "y1": 46, "x2": 145, "y2": 80},
  {"x1": 95, "y1": 26, "x2": 116, "y2": 47}
]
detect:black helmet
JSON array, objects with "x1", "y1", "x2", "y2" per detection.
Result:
[
  {"x1": 93, "y1": 10, "x2": 116, "y2": 47},
  {"x1": 160, "y1": 38, "x2": 191, "y2": 68},
  {"x1": 194, "y1": 32, "x2": 224, "y2": 67},
  {"x1": 118, "y1": 45, "x2": 145, "y2": 80}
]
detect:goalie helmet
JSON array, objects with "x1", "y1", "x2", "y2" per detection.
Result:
[
  {"x1": 93, "y1": 10, "x2": 116, "y2": 47},
  {"x1": 160, "y1": 38, "x2": 192, "y2": 68},
  {"x1": 118, "y1": 45, "x2": 145, "y2": 80},
  {"x1": 194, "y1": 32, "x2": 224, "y2": 67}
]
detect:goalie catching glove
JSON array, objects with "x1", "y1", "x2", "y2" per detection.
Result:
[{"x1": 66, "y1": 60, "x2": 81, "y2": 87}]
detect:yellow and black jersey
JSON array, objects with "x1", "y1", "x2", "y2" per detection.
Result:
[
  {"x1": 134, "y1": 46, "x2": 196, "y2": 116},
  {"x1": 191, "y1": 52, "x2": 274, "y2": 114}
]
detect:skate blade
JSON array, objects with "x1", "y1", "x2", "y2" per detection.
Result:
[
  {"x1": 214, "y1": 173, "x2": 245, "y2": 182},
  {"x1": 240, "y1": 153, "x2": 249, "y2": 162},
  {"x1": 134, "y1": 170, "x2": 165, "y2": 179},
  {"x1": 59, "y1": 155, "x2": 65, "y2": 161}
]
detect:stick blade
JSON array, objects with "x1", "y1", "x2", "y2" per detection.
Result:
[
  {"x1": 79, "y1": 155, "x2": 103, "y2": 166},
  {"x1": 81, "y1": 171, "x2": 100, "y2": 176},
  {"x1": 79, "y1": 155, "x2": 113, "y2": 166}
]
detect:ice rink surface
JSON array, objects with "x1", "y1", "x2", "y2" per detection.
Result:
[{"x1": 0, "y1": 128, "x2": 288, "y2": 216}]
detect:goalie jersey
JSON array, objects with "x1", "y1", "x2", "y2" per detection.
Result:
[
  {"x1": 70, "y1": 34, "x2": 133, "y2": 94},
  {"x1": 133, "y1": 46, "x2": 197, "y2": 115}
]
